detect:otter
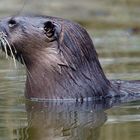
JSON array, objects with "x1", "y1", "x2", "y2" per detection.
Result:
[{"x1": 0, "y1": 15, "x2": 140, "y2": 101}]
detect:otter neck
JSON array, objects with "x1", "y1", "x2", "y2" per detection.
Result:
[{"x1": 24, "y1": 48, "x2": 114, "y2": 100}]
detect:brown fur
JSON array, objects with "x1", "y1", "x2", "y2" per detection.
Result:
[{"x1": 1, "y1": 15, "x2": 140, "y2": 101}]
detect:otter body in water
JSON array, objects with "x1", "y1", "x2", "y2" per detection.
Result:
[{"x1": 0, "y1": 15, "x2": 140, "y2": 101}]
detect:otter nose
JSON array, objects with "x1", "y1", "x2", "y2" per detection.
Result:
[
  {"x1": 0, "y1": 21, "x2": 7, "y2": 35},
  {"x1": 0, "y1": 21, "x2": 3, "y2": 32},
  {"x1": 0, "y1": 21, "x2": 2, "y2": 33},
  {"x1": 0, "y1": 21, "x2": 6, "y2": 37}
]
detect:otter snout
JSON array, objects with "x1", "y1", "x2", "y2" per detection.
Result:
[
  {"x1": 0, "y1": 22, "x2": 4, "y2": 34},
  {"x1": 0, "y1": 17, "x2": 17, "y2": 36}
]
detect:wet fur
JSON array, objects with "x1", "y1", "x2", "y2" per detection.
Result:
[{"x1": 0, "y1": 15, "x2": 140, "y2": 101}]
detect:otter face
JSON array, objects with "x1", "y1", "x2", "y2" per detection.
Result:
[
  {"x1": 0, "y1": 16, "x2": 62, "y2": 64},
  {"x1": 0, "y1": 15, "x2": 97, "y2": 69}
]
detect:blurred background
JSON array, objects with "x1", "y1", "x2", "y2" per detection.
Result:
[{"x1": 0, "y1": 0, "x2": 140, "y2": 140}]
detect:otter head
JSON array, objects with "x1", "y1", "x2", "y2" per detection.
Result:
[
  {"x1": 0, "y1": 15, "x2": 114, "y2": 100},
  {"x1": 0, "y1": 16, "x2": 62, "y2": 65}
]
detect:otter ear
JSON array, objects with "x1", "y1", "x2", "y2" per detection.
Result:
[{"x1": 44, "y1": 21, "x2": 55, "y2": 38}]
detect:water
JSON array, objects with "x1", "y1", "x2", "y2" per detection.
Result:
[{"x1": 0, "y1": 0, "x2": 140, "y2": 140}]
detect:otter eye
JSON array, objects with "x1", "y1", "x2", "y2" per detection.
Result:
[{"x1": 8, "y1": 19, "x2": 17, "y2": 28}]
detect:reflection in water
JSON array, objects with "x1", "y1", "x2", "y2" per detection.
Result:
[
  {"x1": 14, "y1": 99, "x2": 120, "y2": 140},
  {"x1": 0, "y1": 96, "x2": 140, "y2": 140}
]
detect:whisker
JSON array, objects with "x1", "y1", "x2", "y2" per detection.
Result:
[
  {"x1": 21, "y1": 55, "x2": 33, "y2": 79},
  {"x1": 21, "y1": 55, "x2": 33, "y2": 93},
  {"x1": 0, "y1": 40, "x2": 2, "y2": 55},
  {"x1": 0, "y1": 38, "x2": 9, "y2": 59},
  {"x1": 12, "y1": 44, "x2": 17, "y2": 54},
  {"x1": 3, "y1": 37, "x2": 17, "y2": 68}
]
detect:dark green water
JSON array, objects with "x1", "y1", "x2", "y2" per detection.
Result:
[{"x1": 0, "y1": 0, "x2": 140, "y2": 140}]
